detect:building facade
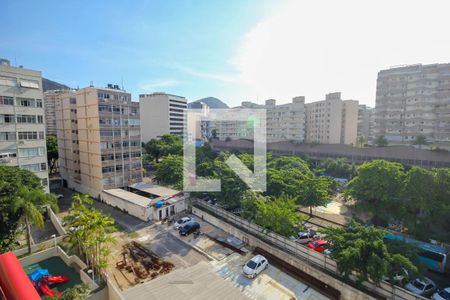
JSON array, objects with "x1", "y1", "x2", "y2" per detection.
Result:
[
  {"x1": 44, "y1": 90, "x2": 62, "y2": 136},
  {"x1": 374, "y1": 63, "x2": 450, "y2": 148},
  {"x1": 0, "y1": 58, "x2": 49, "y2": 191},
  {"x1": 139, "y1": 92, "x2": 187, "y2": 142},
  {"x1": 305, "y1": 92, "x2": 359, "y2": 145},
  {"x1": 56, "y1": 85, "x2": 142, "y2": 197},
  {"x1": 357, "y1": 104, "x2": 374, "y2": 144},
  {"x1": 213, "y1": 97, "x2": 306, "y2": 143}
]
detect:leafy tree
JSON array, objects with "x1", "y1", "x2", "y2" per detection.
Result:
[
  {"x1": 317, "y1": 158, "x2": 356, "y2": 179},
  {"x1": 46, "y1": 135, "x2": 59, "y2": 174},
  {"x1": 143, "y1": 134, "x2": 183, "y2": 162},
  {"x1": 374, "y1": 135, "x2": 388, "y2": 147},
  {"x1": 0, "y1": 166, "x2": 47, "y2": 252},
  {"x1": 154, "y1": 154, "x2": 183, "y2": 189},
  {"x1": 401, "y1": 167, "x2": 435, "y2": 236},
  {"x1": 240, "y1": 190, "x2": 267, "y2": 220},
  {"x1": 297, "y1": 175, "x2": 332, "y2": 215},
  {"x1": 346, "y1": 160, "x2": 405, "y2": 225},
  {"x1": 356, "y1": 135, "x2": 367, "y2": 148},
  {"x1": 254, "y1": 194, "x2": 304, "y2": 237},
  {"x1": 268, "y1": 156, "x2": 311, "y2": 173},
  {"x1": 211, "y1": 129, "x2": 218, "y2": 140},
  {"x1": 412, "y1": 134, "x2": 428, "y2": 149},
  {"x1": 321, "y1": 220, "x2": 418, "y2": 284},
  {"x1": 13, "y1": 187, "x2": 58, "y2": 254}
]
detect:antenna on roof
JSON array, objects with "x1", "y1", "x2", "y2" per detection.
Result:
[
  {"x1": 90, "y1": 81, "x2": 94, "y2": 87},
  {"x1": 121, "y1": 76, "x2": 124, "y2": 90}
]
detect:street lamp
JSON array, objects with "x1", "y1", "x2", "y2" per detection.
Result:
[
  {"x1": 87, "y1": 269, "x2": 95, "y2": 282},
  {"x1": 50, "y1": 234, "x2": 57, "y2": 248}
]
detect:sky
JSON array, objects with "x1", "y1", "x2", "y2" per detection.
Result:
[{"x1": 1, "y1": 0, "x2": 450, "y2": 107}]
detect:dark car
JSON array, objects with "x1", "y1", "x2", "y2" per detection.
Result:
[{"x1": 179, "y1": 221, "x2": 200, "y2": 236}]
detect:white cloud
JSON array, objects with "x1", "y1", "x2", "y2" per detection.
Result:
[
  {"x1": 230, "y1": 0, "x2": 450, "y2": 106},
  {"x1": 140, "y1": 79, "x2": 182, "y2": 90}
]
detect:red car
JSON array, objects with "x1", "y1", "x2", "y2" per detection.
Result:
[{"x1": 307, "y1": 240, "x2": 329, "y2": 253}]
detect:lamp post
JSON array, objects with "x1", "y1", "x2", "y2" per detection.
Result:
[
  {"x1": 87, "y1": 269, "x2": 95, "y2": 282},
  {"x1": 50, "y1": 234, "x2": 57, "y2": 248}
]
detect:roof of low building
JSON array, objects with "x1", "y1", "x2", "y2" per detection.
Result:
[
  {"x1": 121, "y1": 261, "x2": 249, "y2": 300},
  {"x1": 102, "y1": 189, "x2": 151, "y2": 207},
  {"x1": 129, "y1": 182, "x2": 180, "y2": 197}
]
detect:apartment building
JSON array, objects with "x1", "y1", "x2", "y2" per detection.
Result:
[
  {"x1": 357, "y1": 104, "x2": 374, "y2": 143},
  {"x1": 56, "y1": 85, "x2": 142, "y2": 197},
  {"x1": 305, "y1": 92, "x2": 358, "y2": 145},
  {"x1": 213, "y1": 97, "x2": 306, "y2": 143},
  {"x1": 374, "y1": 63, "x2": 450, "y2": 148},
  {"x1": 139, "y1": 92, "x2": 187, "y2": 142},
  {"x1": 44, "y1": 90, "x2": 61, "y2": 136},
  {"x1": 0, "y1": 58, "x2": 49, "y2": 191}
]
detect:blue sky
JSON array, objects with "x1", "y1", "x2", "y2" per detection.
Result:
[{"x1": 2, "y1": 0, "x2": 450, "y2": 107}]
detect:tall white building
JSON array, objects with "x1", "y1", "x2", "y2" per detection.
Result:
[
  {"x1": 305, "y1": 92, "x2": 359, "y2": 145},
  {"x1": 139, "y1": 92, "x2": 187, "y2": 142},
  {"x1": 213, "y1": 97, "x2": 306, "y2": 143},
  {"x1": 0, "y1": 58, "x2": 49, "y2": 191},
  {"x1": 375, "y1": 63, "x2": 450, "y2": 148}
]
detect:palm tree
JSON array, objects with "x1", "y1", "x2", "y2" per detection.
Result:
[{"x1": 13, "y1": 187, "x2": 58, "y2": 254}]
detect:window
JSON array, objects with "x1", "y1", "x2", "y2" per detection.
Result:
[
  {"x1": 0, "y1": 114, "x2": 15, "y2": 124},
  {"x1": 22, "y1": 164, "x2": 40, "y2": 172},
  {"x1": 36, "y1": 99, "x2": 42, "y2": 108},
  {"x1": 40, "y1": 163, "x2": 47, "y2": 170},
  {"x1": 18, "y1": 147, "x2": 45, "y2": 157},
  {"x1": 70, "y1": 97, "x2": 76, "y2": 104},
  {"x1": 0, "y1": 96, "x2": 14, "y2": 105},
  {"x1": 18, "y1": 131, "x2": 44, "y2": 140},
  {"x1": 98, "y1": 105, "x2": 111, "y2": 112},
  {"x1": 37, "y1": 115, "x2": 43, "y2": 123},
  {"x1": 102, "y1": 166, "x2": 114, "y2": 173},
  {"x1": 41, "y1": 178, "x2": 48, "y2": 186},
  {"x1": 0, "y1": 76, "x2": 16, "y2": 87},
  {"x1": 17, "y1": 115, "x2": 37, "y2": 123},
  {"x1": 17, "y1": 97, "x2": 35, "y2": 107},
  {"x1": 0, "y1": 132, "x2": 16, "y2": 141}
]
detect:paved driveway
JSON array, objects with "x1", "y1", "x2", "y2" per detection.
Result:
[{"x1": 212, "y1": 253, "x2": 330, "y2": 300}]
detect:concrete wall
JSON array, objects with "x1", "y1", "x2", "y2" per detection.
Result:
[
  {"x1": 47, "y1": 205, "x2": 66, "y2": 235},
  {"x1": 105, "y1": 274, "x2": 126, "y2": 300},
  {"x1": 192, "y1": 206, "x2": 426, "y2": 300},
  {"x1": 100, "y1": 191, "x2": 150, "y2": 221}
]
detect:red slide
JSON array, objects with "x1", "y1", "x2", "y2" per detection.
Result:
[
  {"x1": 40, "y1": 283, "x2": 62, "y2": 297},
  {"x1": 46, "y1": 275, "x2": 70, "y2": 283}
]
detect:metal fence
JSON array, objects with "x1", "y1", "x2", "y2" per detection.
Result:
[{"x1": 193, "y1": 199, "x2": 427, "y2": 300}]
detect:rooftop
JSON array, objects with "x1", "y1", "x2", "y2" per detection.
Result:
[
  {"x1": 103, "y1": 188, "x2": 152, "y2": 208},
  {"x1": 122, "y1": 261, "x2": 249, "y2": 300},
  {"x1": 129, "y1": 182, "x2": 180, "y2": 198}
]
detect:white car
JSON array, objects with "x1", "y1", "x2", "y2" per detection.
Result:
[
  {"x1": 405, "y1": 277, "x2": 437, "y2": 297},
  {"x1": 56, "y1": 194, "x2": 64, "y2": 200},
  {"x1": 432, "y1": 287, "x2": 450, "y2": 300},
  {"x1": 174, "y1": 217, "x2": 193, "y2": 230},
  {"x1": 242, "y1": 255, "x2": 268, "y2": 279}
]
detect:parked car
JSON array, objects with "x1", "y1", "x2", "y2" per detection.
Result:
[
  {"x1": 179, "y1": 221, "x2": 200, "y2": 236},
  {"x1": 56, "y1": 194, "x2": 64, "y2": 200},
  {"x1": 382, "y1": 268, "x2": 409, "y2": 285},
  {"x1": 242, "y1": 255, "x2": 268, "y2": 279},
  {"x1": 297, "y1": 229, "x2": 316, "y2": 244},
  {"x1": 405, "y1": 277, "x2": 437, "y2": 297},
  {"x1": 174, "y1": 217, "x2": 193, "y2": 230},
  {"x1": 432, "y1": 287, "x2": 450, "y2": 300},
  {"x1": 307, "y1": 240, "x2": 330, "y2": 253}
]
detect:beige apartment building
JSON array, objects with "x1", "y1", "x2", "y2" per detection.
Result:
[
  {"x1": 357, "y1": 104, "x2": 374, "y2": 143},
  {"x1": 139, "y1": 92, "x2": 187, "y2": 142},
  {"x1": 375, "y1": 63, "x2": 450, "y2": 148},
  {"x1": 56, "y1": 85, "x2": 142, "y2": 197},
  {"x1": 0, "y1": 58, "x2": 49, "y2": 191},
  {"x1": 44, "y1": 90, "x2": 60, "y2": 136},
  {"x1": 305, "y1": 92, "x2": 358, "y2": 145},
  {"x1": 213, "y1": 97, "x2": 306, "y2": 143}
]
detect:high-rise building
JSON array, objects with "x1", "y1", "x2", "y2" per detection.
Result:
[
  {"x1": 56, "y1": 85, "x2": 142, "y2": 197},
  {"x1": 139, "y1": 92, "x2": 187, "y2": 142},
  {"x1": 357, "y1": 104, "x2": 374, "y2": 143},
  {"x1": 44, "y1": 90, "x2": 62, "y2": 136},
  {"x1": 212, "y1": 97, "x2": 306, "y2": 143},
  {"x1": 374, "y1": 63, "x2": 450, "y2": 148},
  {"x1": 0, "y1": 58, "x2": 49, "y2": 191},
  {"x1": 305, "y1": 92, "x2": 359, "y2": 145}
]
